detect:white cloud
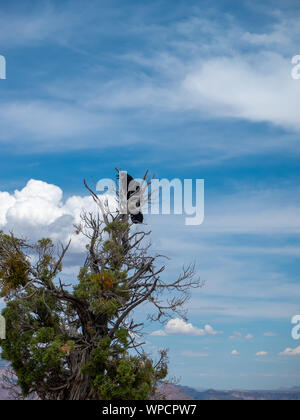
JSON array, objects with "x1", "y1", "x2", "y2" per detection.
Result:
[
  {"x1": 241, "y1": 14, "x2": 300, "y2": 51},
  {"x1": 245, "y1": 334, "x2": 254, "y2": 340},
  {"x1": 72, "y1": 25, "x2": 300, "y2": 136},
  {"x1": 231, "y1": 350, "x2": 240, "y2": 356},
  {"x1": 279, "y1": 346, "x2": 300, "y2": 356},
  {"x1": 256, "y1": 351, "x2": 268, "y2": 357},
  {"x1": 150, "y1": 318, "x2": 221, "y2": 337},
  {"x1": 182, "y1": 52, "x2": 300, "y2": 132},
  {"x1": 0, "y1": 179, "x2": 117, "y2": 253},
  {"x1": 73, "y1": 51, "x2": 300, "y2": 135}
]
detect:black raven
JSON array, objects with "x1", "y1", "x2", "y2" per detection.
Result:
[{"x1": 118, "y1": 172, "x2": 144, "y2": 224}]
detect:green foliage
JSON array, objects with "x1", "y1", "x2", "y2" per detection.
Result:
[
  {"x1": 0, "y1": 253, "x2": 29, "y2": 297},
  {"x1": 82, "y1": 328, "x2": 167, "y2": 400},
  {"x1": 0, "y1": 231, "x2": 30, "y2": 297},
  {"x1": 1, "y1": 295, "x2": 74, "y2": 397},
  {"x1": 74, "y1": 267, "x2": 129, "y2": 316},
  {"x1": 0, "y1": 217, "x2": 169, "y2": 400},
  {"x1": 103, "y1": 220, "x2": 130, "y2": 270},
  {"x1": 0, "y1": 234, "x2": 59, "y2": 297}
]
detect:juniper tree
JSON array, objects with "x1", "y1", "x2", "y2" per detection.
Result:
[{"x1": 0, "y1": 171, "x2": 201, "y2": 400}]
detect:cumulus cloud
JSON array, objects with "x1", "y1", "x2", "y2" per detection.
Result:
[
  {"x1": 279, "y1": 346, "x2": 300, "y2": 356},
  {"x1": 150, "y1": 318, "x2": 221, "y2": 337},
  {"x1": 231, "y1": 350, "x2": 240, "y2": 356},
  {"x1": 0, "y1": 179, "x2": 116, "y2": 253}
]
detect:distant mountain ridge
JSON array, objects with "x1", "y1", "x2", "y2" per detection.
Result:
[{"x1": 169, "y1": 384, "x2": 300, "y2": 401}]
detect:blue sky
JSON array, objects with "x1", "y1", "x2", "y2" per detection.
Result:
[{"x1": 1, "y1": 0, "x2": 300, "y2": 390}]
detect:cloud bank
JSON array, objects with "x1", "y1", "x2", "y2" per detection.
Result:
[
  {"x1": 0, "y1": 179, "x2": 116, "y2": 254},
  {"x1": 1, "y1": 3, "x2": 300, "y2": 156}
]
